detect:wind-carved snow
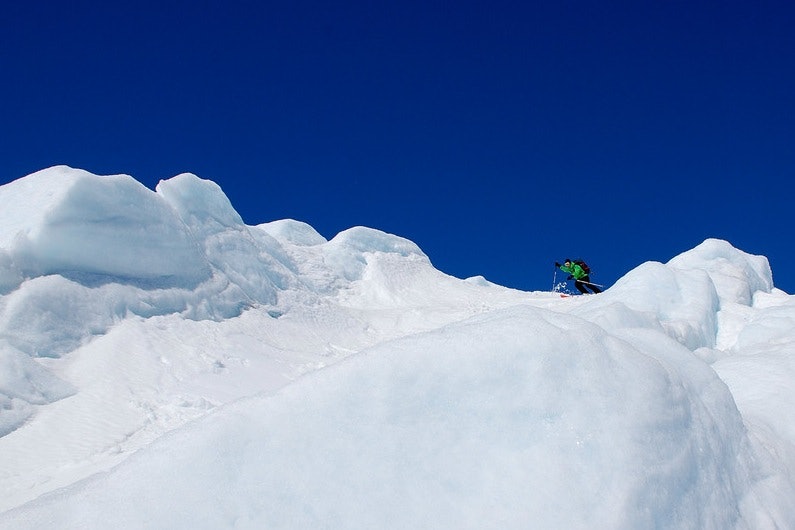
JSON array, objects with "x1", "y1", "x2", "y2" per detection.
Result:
[
  {"x1": 0, "y1": 166, "x2": 211, "y2": 289},
  {"x1": 0, "y1": 166, "x2": 793, "y2": 529}
]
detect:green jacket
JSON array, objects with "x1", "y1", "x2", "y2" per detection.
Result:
[{"x1": 560, "y1": 262, "x2": 587, "y2": 280}]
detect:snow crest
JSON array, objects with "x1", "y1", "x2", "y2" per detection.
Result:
[
  {"x1": 0, "y1": 166, "x2": 211, "y2": 288},
  {"x1": 0, "y1": 167, "x2": 437, "y2": 435}
]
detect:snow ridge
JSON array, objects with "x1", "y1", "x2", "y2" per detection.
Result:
[{"x1": 0, "y1": 166, "x2": 793, "y2": 529}]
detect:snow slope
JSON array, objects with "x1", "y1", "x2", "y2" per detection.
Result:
[{"x1": 0, "y1": 166, "x2": 794, "y2": 529}]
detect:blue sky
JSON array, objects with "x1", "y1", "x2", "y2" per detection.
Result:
[{"x1": 2, "y1": 1, "x2": 794, "y2": 293}]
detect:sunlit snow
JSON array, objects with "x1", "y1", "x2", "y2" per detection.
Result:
[{"x1": 1, "y1": 166, "x2": 794, "y2": 529}]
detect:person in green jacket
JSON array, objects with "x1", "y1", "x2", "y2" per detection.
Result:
[{"x1": 555, "y1": 259, "x2": 602, "y2": 294}]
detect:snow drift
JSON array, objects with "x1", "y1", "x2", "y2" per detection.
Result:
[{"x1": 0, "y1": 166, "x2": 794, "y2": 529}]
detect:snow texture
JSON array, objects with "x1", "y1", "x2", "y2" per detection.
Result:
[{"x1": 0, "y1": 166, "x2": 793, "y2": 529}]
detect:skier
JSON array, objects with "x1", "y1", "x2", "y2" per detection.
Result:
[{"x1": 555, "y1": 259, "x2": 602, "y2": 295}]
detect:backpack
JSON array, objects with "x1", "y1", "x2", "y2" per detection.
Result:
[{"x1": 574, "y1": 259, "x2": 591, "y2": 275}]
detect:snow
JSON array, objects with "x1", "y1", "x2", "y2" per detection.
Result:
[
  {"x1": 0, "y1": 166, "x2": 211, "y2": 289},
  {"x1": 0, "y1": 166, "x2": 794, "y2": 529}
]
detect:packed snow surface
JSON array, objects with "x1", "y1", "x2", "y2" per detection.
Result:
[{"x1": 1, "y1": 166, "x2": 794, "y2": 529}]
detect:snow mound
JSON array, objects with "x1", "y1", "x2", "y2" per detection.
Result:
[
  {"x1": 156, "y1": 172, "x2": 244, "y2": 229},
  {"x1": 322, "y1": 226, "x2": 429, "y2": 282},
  {"x1": 574, "y1": 240, "x2": 773, "y2": 350},
  {"x1": 667, "y1": 238, "x2": 772, "y2": 305},
  {"x1": 0, "y1": 168, "x2": 450, "y2": 436},
  {"x1": 0, "y1": 346, "x2": 74, "y2": 436},
  {"x1": 257, "y1": 219, "x2": 327, "y2": 246},
  {"x1": 1, "y1": 307, "x2": 752, "y2": 529},
  {"x1": 464, "y1": 275, "x2": 496, "y2": 286},
  {"x1": 0, "y1": 166, "x2": 211, "y2": 290}
]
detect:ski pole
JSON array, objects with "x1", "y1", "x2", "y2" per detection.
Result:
[
  {"x1": 552, "y1": 268, "x2": 558, "y2": 291},
  {"x1": 578, "y1": 279, "x2": 605, "y2": 288}
]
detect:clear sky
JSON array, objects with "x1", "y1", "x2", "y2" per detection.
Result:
[{"x1": 2, "y1": 0, "x2": 793, "y2": 293}]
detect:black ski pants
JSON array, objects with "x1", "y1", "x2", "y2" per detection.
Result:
[{"x1": 575, "y1": 276, "x2": 602, "y2": 295}]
